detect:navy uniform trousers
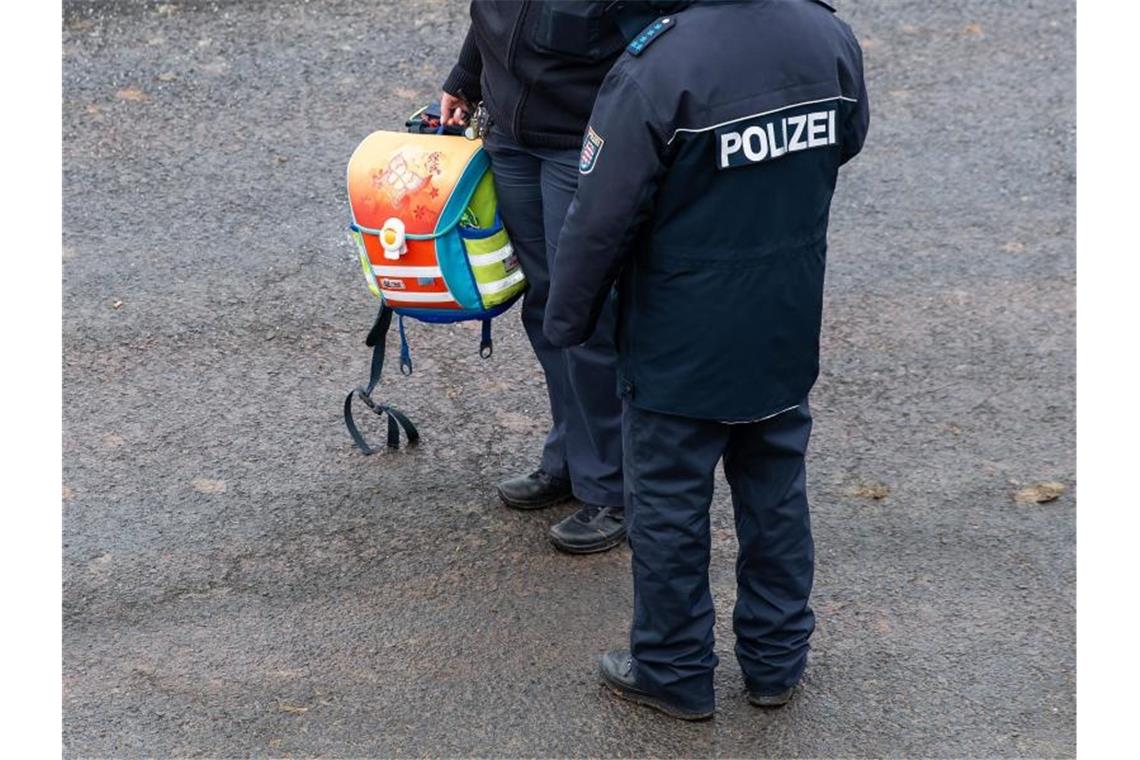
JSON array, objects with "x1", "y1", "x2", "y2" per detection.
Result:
[
  {"x1": 624, "y1": 400, "x2": 816, "y2": 712},
  {"x1": 483, "y1": 128, "x2": 624, "y2": 508}
]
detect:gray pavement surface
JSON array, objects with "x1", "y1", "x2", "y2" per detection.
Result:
[{"x1": 62, "y1": 1, "x2": 1076, "y2": 756}]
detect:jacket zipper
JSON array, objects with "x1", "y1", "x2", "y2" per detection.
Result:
[{"x1": 506, "y1": 2, "x2": 531, "y2": 140}]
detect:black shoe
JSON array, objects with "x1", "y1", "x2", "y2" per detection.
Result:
[
  {"x1": 747, "y1": 686, "x2": 796, "y2": 708},
  {"x1": 549, "y1": 504, "x2": 626, "y2": 554},
  {"x1": 496, "y1": 469, "x2": 572, "y2": 511},
  {"x1": 599, "y1": 650, "x2": 714, "y2": 721}
]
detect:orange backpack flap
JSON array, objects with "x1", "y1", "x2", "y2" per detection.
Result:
[{"x1": 348, "y1": 131, "x2": 487, "y2": 313}]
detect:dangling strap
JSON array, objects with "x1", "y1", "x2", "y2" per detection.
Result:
[
  {"x1": 343, "y1": 303, "x2": 419, "y2": 454},
  {"x1": 398, "y1": 315, "x2": 413, "y2": 375},
  {"x1": 480, "y1": 319, "x2": 493, "y2": 358}
]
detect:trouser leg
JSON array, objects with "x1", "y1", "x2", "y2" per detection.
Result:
[
  {"x1": 484, "y1": 132, "x2": 569, "y2": 480},
  {"x1": 624, "y1": 402, "x2": 726, "y2": 712},
  {"x1": 723, "y1": 402, "x2": 815, "y2": 695},
  {"x1": 538, "y1": 154, "x2": 623, "y2": 507}
]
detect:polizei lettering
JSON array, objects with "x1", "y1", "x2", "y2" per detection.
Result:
[{"x1": 716, "y1": 108, "x2": 837, "y2": 169}]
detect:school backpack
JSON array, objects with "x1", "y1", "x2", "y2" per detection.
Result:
[{"x1": 343, "y1": 107, "x2": 525, "y2": 454}]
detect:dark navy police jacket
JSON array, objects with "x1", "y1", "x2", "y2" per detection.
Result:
[{"x1": 543, "y1": 0, "x2": 869, "y2": 421}]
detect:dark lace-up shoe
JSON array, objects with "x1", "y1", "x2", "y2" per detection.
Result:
[
  {"x1": 549, "y1": 504, "x2": 626, "y2": 554},
  {"x1": 599, "y1": 650, "x2": 714, "y2": 721},
  {"x1": 747, "y1": 686, "x2": 796, "y2": 708},
  {"x1": 496, "y1": 469, "x2": 572, "y2": 510}
]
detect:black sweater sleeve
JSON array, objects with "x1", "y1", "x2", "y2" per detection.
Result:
[{"x1": 442, "y1": 26, "x2": 483, "y2": 102}]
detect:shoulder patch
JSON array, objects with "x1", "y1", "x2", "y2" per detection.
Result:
[
  {"x1": 579, "y1": 126, "x2": 605, "y2": 175},
  {"x1": 626, "y1": 15, "x2": 675, "y2": 56}
]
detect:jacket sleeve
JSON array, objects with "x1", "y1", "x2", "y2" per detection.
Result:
[
  {"x1": 442, "y1": 26, "x2": 483, "y2": 102},
  {"x1": 543, "y1": 68, "x2": 667, "y2": 347},
  {"x1": 840, "y1": 37, "x2": 869, "y2": 165}
]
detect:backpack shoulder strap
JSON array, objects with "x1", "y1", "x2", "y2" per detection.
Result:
[{"x1": 343, "y1": 303, "x2": 419, "y2": 454}]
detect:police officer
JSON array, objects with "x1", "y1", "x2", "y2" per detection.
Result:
[
  {"x1": 544, "y1": 0, "x2": 869, "y2": 719},
  {"x1": 441, "y1": 2, "x2": 683, "y2": 553}
]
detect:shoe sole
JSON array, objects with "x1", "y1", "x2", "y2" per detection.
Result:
[
  {"x1": 549, "y1": 529, "x2": 627, "y2": 555},
  {"x1": 600, "y1": 672, "x2": 713, "y2": 721},
  {"x1": 747, "y1": 692, "x2": 794, "y2": 708},
  {"x1": 496, "y1": 488, "x2": 572, "y2": 511}
]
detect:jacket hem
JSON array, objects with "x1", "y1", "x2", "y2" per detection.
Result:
[
  {"x1": 626, "y1": 394, "x2": 810, "y2": 424},
  {"x1": 517, "y1": 130, "x2": 586, "y2": 150}
]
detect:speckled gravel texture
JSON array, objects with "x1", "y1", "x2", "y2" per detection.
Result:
[{"x1": 63, "y1": 1, "x2": 1075, "y2": 756}]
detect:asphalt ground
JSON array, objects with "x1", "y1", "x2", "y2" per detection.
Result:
[{"x1": 62, "y1": 1, "x2": 1076, "y2": 756}]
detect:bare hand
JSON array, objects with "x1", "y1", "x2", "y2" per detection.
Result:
[{"x1": 440, "y1": 91, "x2": 472, "y2": 126}]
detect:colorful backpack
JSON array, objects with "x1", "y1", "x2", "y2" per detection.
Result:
[{"x1": 343, "y1": 114, "x2": 525, "y2": 454}]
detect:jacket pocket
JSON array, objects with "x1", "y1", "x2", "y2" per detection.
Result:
[{"x1": 532, "y1": 1, "x2": 622, "y2": 61}]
